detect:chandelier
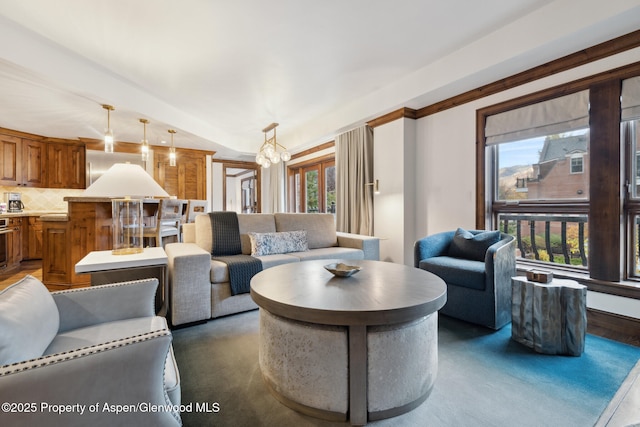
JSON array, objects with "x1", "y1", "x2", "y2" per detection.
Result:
[
  {"x1": 255, "y1": 123, "x2": 290, "y2": 168},
  {"x1": 102, "y1": 104, "x2": 114, "y2": 153}
]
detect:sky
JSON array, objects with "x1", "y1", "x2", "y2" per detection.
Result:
[{"x1": 498, "y1": 137, "x2": 545, "y2": 169}]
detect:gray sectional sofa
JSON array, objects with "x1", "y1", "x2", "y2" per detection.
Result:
[{"x1": 165, "y1": 213, "x2": 380, "y2": 326}]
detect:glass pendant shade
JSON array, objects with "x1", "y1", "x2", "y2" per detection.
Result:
[
  {"x1": 104, "y1": 129, "x2": 114, "y2": 153},
  {"x1": 140, "y1": 118, "x2": 150, "y2": 162},
  {"x1": 102, "y1": 104, "x2": 115, "y2": 153},
  {"x1": 141, "y1": 142, "x2": 149, "y2": 162},
  {"x1": 168, "y1": 129, "x2": 177, "y2": 167}
]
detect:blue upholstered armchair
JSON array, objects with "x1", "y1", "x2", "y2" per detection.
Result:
[{"x1": 414, "y1": 228, "x2": 516, "y2": 330}]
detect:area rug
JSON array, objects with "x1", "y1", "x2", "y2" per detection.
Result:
[{"x1": 171, "y1": 310, "x2": 640, "y2": 427}]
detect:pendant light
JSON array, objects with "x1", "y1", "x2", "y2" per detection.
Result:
[
  {"x1": 168, "y1": 129, "x2": 177, "y2": 167},
  {"x1": 102, "y1": 104, "x2": 114, "y2": 153},
  {"x1": 139, "y1": 118, "x2": 150, "y2": 162}
]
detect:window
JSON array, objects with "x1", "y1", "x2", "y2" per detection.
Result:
[
  {"x1": 570, "y1": 155, "x2": 584, "y2": 174},
  {"x1": 492, "y1": 127, "x2": 590, "y2": 269},
  {"x1": 623, "y1": 76, "x2": 640, "y2": 277},
  {"x1": 495, "y1": 131, "x2": 589, "y2": 201},
  {"x1": 478, "y1": 70, "x2": 640, "y2": 284},
  {"x1": 287, "y1": 156, "x2": 335, "y2": 214}
]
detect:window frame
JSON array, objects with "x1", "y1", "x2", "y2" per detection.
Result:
[{"x1": 570, "y1": 154, "x2": 584, "y2": 174}]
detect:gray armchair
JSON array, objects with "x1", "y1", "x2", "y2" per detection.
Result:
[
  {"x1": 0, "y1": 276, "x2": 181, "y2": 426},
  {"x1": 414, "y1": 228, "x2": 516, "y2": 330}
]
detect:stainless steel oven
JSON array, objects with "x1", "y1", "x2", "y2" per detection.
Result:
[{"x1": 0, "y1": 218, "x2": 11, "y2": 270}]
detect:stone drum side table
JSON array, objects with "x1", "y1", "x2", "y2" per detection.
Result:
[{"x1": 511, "y1": 277, "x2": 587, "y2": 356}]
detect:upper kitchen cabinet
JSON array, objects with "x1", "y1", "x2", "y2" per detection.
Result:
[
  {"x1": 46, "y1": 141, "x2": 86, "y2": 189},
  {"x1": 154, "y1": 148, "x2": 208, "y2": 199},
  {"x1": 0, "y1": 134, "x2": 46, "y2": 187}
]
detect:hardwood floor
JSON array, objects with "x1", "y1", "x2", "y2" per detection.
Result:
[{"x1": 0, "y1": 260, "x2": 43, "y2": 291}]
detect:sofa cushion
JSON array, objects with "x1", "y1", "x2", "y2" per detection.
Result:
[
  {"x1": 419, "y1": 256, "x2": 486, "y2": 291},
  {"x1": 195, "y1": 214, "x2": 214, "y2": 253},
  {"x1": 448, "y1": 228, "x2": 500, "y2": 262},
  {"x1": 288, "y1": 247, "x2": 364, "y2": 261},
  {"x1": 210, "y1": 254, "x2": 300, "y2": 283},
  {"x1": 0, "y1": 275, "x2": 60, "y2": 365},
  {"x1": 274, "y1": 213, "x2": 337, "y2": 249},
  {"x1": 249, "y1": 230, "x2": 308, "y2": 256},
  {"x1": 238, "y1": 214, "x2": 277, "y2": 255},
  {"x1": 45, "y1": 316, "x2": 168, "y2": 355}
]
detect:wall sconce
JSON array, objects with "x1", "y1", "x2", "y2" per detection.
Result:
[{"x1": 366, "y1": 179, "x2": 380, "y2": 194}]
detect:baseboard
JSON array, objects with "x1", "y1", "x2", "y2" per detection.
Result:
[{"x1": 587, "y1": 308, "x2": 640, "y2": 347}]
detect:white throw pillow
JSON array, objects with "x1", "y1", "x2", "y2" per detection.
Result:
[
  {"x1": 249, "y1": 230, "x2": 308, "y2": 256},
  {"x1": 0, "y1": 275, "x2": 60, "y2": 365}
]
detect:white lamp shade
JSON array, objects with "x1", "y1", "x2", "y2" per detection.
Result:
[{"x1": 81, "y1": 163, "x2": 170, "y2": 198}]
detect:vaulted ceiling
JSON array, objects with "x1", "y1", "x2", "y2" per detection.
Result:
[{"x1": 0, "y1": 1, "x2": 638, "y2": 160}]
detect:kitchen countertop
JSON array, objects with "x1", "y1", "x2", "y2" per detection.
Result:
[{"x1": 0, "y1": 210, "x2": 67, "y2": 218}]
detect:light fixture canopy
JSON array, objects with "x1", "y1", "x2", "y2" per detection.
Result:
[
  {"x1": 255, "y1": 123, "x2": 290, "y2": 169},
  {"x1": 139, "y1": 118, "x2": 150, "y2": 162},
  {"x1": 168, "y1": 129, "x2": 177, "y2": 167},
  {"x1": 102, "y1": 104, "x2": 114, "y2": 153}
]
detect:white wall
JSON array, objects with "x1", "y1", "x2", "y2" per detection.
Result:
[
  {"x1": 211, "y1": 162, "x2": 224, "y2": 211},
  {"x1": 373, "y1": 118, "x2": 416, "y2": 265}
]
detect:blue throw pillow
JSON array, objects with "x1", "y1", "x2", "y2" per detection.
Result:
[{"x1": 448, "y1": 228, "x2": 501, "y2": 262}]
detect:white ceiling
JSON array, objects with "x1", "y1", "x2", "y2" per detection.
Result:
[{"x1": 0, "y1": 1, "x2": 638, "y2": 161}]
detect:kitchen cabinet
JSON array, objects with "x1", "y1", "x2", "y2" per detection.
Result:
[
  {"x1": 42, "y1": 216, "x2": 72, "y2": 288},
  {"x1": 6, "y1": 217, "x2": 23, "y2": 269},
  {"x1": 0, "y1": 135, "x2": 45, "y2": 187},
  {"x1": 46, "y1": 141, "x2": 86, "y2": 189},
  {"x1": 155, "y1": 150, "x2": 206, "y2": 199},
  {"x1": 25, "y1": 216, "x2": 43, "y2": 260},
  {"x1": 0, "y1": 131, "x2": 85, "y2": 189}
]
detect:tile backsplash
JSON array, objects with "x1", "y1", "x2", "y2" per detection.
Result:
[{"x1": 0, "y1": 186, "x2": 85, "y2": 212}]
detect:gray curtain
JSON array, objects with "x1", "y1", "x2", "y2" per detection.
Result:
[{"x1": 336, "y1": 125, "x2": 374, "y2": 235}]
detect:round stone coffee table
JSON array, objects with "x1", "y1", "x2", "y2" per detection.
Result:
[{"x1": 250, "y1": 259, "x2": 447, "y2": 425}]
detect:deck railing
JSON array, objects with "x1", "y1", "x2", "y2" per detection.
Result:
[{"x1": 498, "y1": 214, "x2": 588, "y2": 267}]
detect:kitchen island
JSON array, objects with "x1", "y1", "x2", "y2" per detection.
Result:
[{"x1": 41, "y1": 197, "x2": 159, "y2": 289}]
